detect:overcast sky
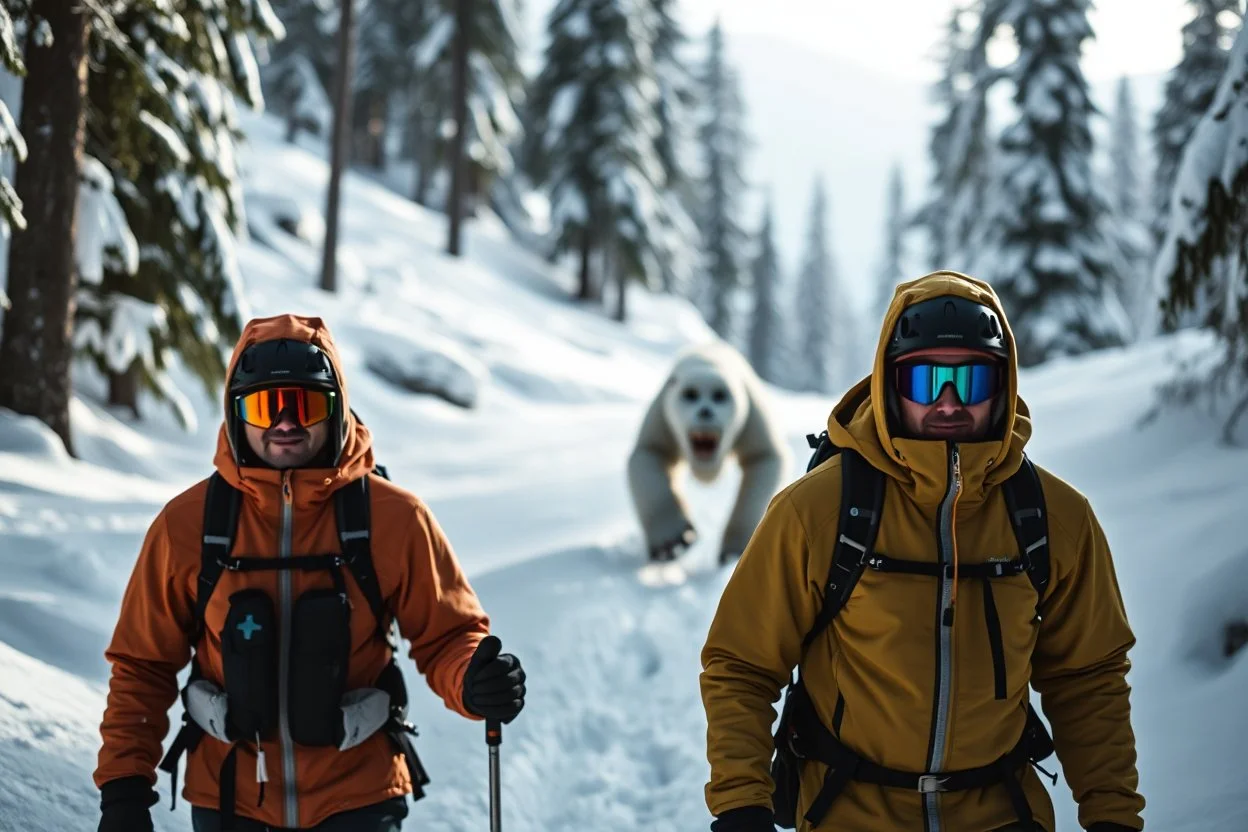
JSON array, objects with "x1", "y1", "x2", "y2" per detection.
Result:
[
  {"x1": 526, "y1": 1, "x2": 1194, "y2": 84},
  {"x1": 685, "y1": 1, "x2": 1192, "y2": 82}
]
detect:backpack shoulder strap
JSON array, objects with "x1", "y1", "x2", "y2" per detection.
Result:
[
  {"x1": 335, "y1": 474, "x2": 388, "y2": 638},
  {"x1": 801, "y1": 449, "x2": 886, "y2": 650},
  {"x1": 1002, "y1": 454, "x2": 1051, "y2": 604},
  {"x1": 805, "y1": 430, "x2": 841, "y2": 473},
  {"x1": 194, "y1": 472, "x2": 241, "y2": 642}
]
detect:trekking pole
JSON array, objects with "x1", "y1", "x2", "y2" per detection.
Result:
[{"x1": 487, "y1": 719, "x2": 502, "y2": 832}]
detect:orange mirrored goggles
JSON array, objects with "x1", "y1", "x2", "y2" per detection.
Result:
[{"x1": 234, "y1": 387, "x2": 336, "y2": 430}]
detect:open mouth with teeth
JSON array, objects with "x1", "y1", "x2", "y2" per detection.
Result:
[{"x1": 688, "y1": 429, "x2": 721, "y2": 460}]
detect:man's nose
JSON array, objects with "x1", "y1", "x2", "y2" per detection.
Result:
[
  {"x1": 932, "y1": 385, "x2": 965, "y2": 412},
  {"x1": 270, "y1": 407, "x2": 301, "y2": 431}
]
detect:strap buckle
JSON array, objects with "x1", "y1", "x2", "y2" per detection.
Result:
[{"x1": 917, "y1": 774, "x2": 950, "y2": 793}]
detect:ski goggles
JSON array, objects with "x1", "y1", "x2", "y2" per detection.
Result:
[
  {"x1": 894, "y1": 361, "x2": 1001, "y2": 406},
  {"x1": 234, "y1": 386, "x2": 336, "y2": 430}
]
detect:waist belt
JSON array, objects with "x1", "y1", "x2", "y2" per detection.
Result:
[
  {"x1": 788, "y1": 699, "x2": 1041, "y2": 831},
  {"x1": 158, "y1": 665, "x2": 430, "y2": 826}
]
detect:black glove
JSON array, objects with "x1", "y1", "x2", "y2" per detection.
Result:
[
  {"x1": 650, "y1": 525, "x2": 697, "y2": 562},
  {"x1": 98, "y1": 775, "x2": 157, "y2": 832},
  {"x1": 462, "y1": 635, "x2": 525, "y2": 723},
  {"x1": 711, "y1": 806, "x2": 774, "y2": 831},
  {"x1": 1087, "y1": 824, "x2": 1141, "y2": 832}
]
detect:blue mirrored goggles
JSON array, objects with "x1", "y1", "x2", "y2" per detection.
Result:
[{"x1": 894, "y1": 361, "x2": 1001, "y2": 406}]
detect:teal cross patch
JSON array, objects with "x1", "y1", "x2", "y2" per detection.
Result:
[{"x1": 237, "y1": 614, "x2": 263, "y2": 641}]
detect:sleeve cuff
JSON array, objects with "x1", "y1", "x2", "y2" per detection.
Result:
[
  {"x1": 711, "y1": 805, "x2": 774, "y2": 831},
  {"x1": 99, "y1": 775, "x2": 158, "y2": 811}
]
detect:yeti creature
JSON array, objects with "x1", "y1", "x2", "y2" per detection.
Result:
[{"x1": 628, "y1": 343, "x2": 789, "y2": 564}]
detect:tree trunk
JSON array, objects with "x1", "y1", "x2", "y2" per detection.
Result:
[
  {"x1": 320, "y1": 0, "x2": 358, "y2": 293},
  {"x1": 352, "y1": 88, "x2": 386, "y2": 170},
  {"x1": 108, "y1": 362, "x2": 140, "y2": 419},
  {"x1": 446, "y1": 0, "x2": 473, "y2": 256},
  {"x1": 466, "y1": 163, "x2": 481, "y2": 219},
  {"x1": 368, "y1": 94, "x2": 387, "y2": 170},
  {"x1": 413, "y1": 122, "x2": 435, "y2": 207},
  {"x1": 578, "y1": 229, "x2": 594, "y2": 300},
  {"x1": 613, "y1": 254, "x2": 628, "y2": 321},
  {"x1": 285, "y1": 112, "x2": 299, "y2": 144},
  {"x1": 0, "y1": 0, "x2": 91, "y2": 457},
  {"x1": 408, "y1": 97, "x2": 431, "y2": 206}
]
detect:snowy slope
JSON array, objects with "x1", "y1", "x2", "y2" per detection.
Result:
[{"x1": 2, "y1": 111, "x2": 1247, "y2": 832}]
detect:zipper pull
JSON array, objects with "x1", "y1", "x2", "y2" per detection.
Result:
[
  {"x1": 282, "y1": 472, "x2": 293, "y2": 506},
  {"x1": 255, "y1": 734, "x2": 268, "y2": 784},
  {"x1": 951, "y1": 447, "x2": 962, "y2": 491}
]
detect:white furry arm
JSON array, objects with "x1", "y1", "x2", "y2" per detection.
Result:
[
  {"x1": 627, "y1": 390, "x2": 694, "y2": 553},
  {"x1": 721, "y1": 386, "x2": 789, "y2": 556},
  {"x1": 721, "y1": 453, "x2": 786, "y2": 556}
]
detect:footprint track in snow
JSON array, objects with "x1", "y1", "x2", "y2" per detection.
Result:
[{"x1": 491, "y1": 556, "x2": 723, "y2": 830}]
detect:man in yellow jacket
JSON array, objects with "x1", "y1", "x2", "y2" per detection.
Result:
[{"x1": 701, "y1": 272, "x2": 1145, "y2": 832}]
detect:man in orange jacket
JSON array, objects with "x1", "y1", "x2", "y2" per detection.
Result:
[
  {"x1": 95, "y1": 315, "x2": 526, "y2": 831},
  {"x1": 701, "y1": 273, "x2": 1144, "y2": 831}
]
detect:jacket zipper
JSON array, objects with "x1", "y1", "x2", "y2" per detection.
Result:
[
  {"x1": 924, "y1": 444, "x2": 961, "y2": 832},
  {"x1": 278, "y1": 472, "x2": 298, "y2": 828}
]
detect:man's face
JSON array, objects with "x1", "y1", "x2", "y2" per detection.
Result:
[
  {"x1": 243, "y1": 404, "x2": 330, "y2": 469},
  {"x1": 893, "y1": 348, "x2": 1002, "y2": 442}
]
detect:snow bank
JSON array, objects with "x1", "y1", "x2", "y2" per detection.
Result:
[
  {"x1": 361, "y1": 331, "x2": 487, "y2": 410},
  {"x1": 0, "y1": 408, "x2": 70, "y2": 463}
]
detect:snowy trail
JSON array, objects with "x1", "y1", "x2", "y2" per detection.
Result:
[{"x1": 397, "y1": 542, "x2": 727, "y2": 832}]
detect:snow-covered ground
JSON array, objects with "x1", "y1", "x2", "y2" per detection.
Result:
[{"x1": 1, "y1": 112, "x2": 1246, "y2": 832}]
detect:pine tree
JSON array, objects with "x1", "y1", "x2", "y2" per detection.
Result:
[
  {"x1": 916, "y1": 3, "x2": 994, "y2": 271},
  {"x1": 877, "y1": 164, "x2": 906, "y2": 324},
  {"x1": 415, "y1": 0, "x2": 524, "y2": 221},
  {"x1": 264, "y1": 0, "x2": 336, "y2": 143},
  {"x1": 524, "y1": 0, "x2": 668, "y2": 318},
  {"x1": 1151, "y1": 0, "x2": 1242, "y2": 332},
  {"x1": 352, "y1": 0, "x2": 436, "y2": 171},
  {"x1": 0, "y1": 0, "x2": 92, "y2": 453},
  {"x1": 973, "y1": 0, "x2": 1129, "y2": 367},
  {"x1": 0, "y1": 3, "x2": 26, "y2": 238},
  {"x1": 696, "y1": 21, "x2": 749, "y2": 341},
  {"x1": 796, "y1": 179, "x2": 838, "y2": 393},
  {"x1": 1152, "y1": 0, "x2": 1242, "y2": 250},
  {"x1": 748, "y1": 198, "x2": 785, "y2": 386},
  {"x1": 649, "y1": 0, "x2": 687, "y2": 184},
  {"x1": 75, "y1": 0, "x2": 280, "y2": 423},
  {"x1": 648, "y1": 0, "x2": 696, "y2": 297},
  {"x1": 1108, "y1": 76, "x2": 1152, "y2": 338},
  {"x1": 1155, "y1": 23, "x2": 1248, "y2": 440}
]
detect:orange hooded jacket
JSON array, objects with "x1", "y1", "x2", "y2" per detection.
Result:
[{"x1": 94, "y1": 315, "x2": 489, "y2": 828}]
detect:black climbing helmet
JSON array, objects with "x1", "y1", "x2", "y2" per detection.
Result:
[
  {"x1": 226, "y1": 338, "x2": 345, "y2": 466},
  {"x1": 885, "y1": 294, "x2": 1009, "y2": 360},
  {"x1": 229, "y1": 338, "x2": 337, "y2": 394}
]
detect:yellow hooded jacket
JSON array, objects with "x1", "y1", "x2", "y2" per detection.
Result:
[{"x1": 700, "y1": 273, "x2": 1145, "y2": 831}]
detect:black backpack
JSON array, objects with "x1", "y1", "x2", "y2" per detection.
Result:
[
  {"x1": 768, "y1": 432, "x2": 1055, "y2": 829},
  {"x1": 157, "y1": 463, "x2": 430, "y2": 822}
]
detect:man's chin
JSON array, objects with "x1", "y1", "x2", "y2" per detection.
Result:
[
  {"x1": 262, "y1": 443, "x2": 314, "y2": 468},
  {"x1": 921, "y1": 424, "x2": 976, "y2": 440}
]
